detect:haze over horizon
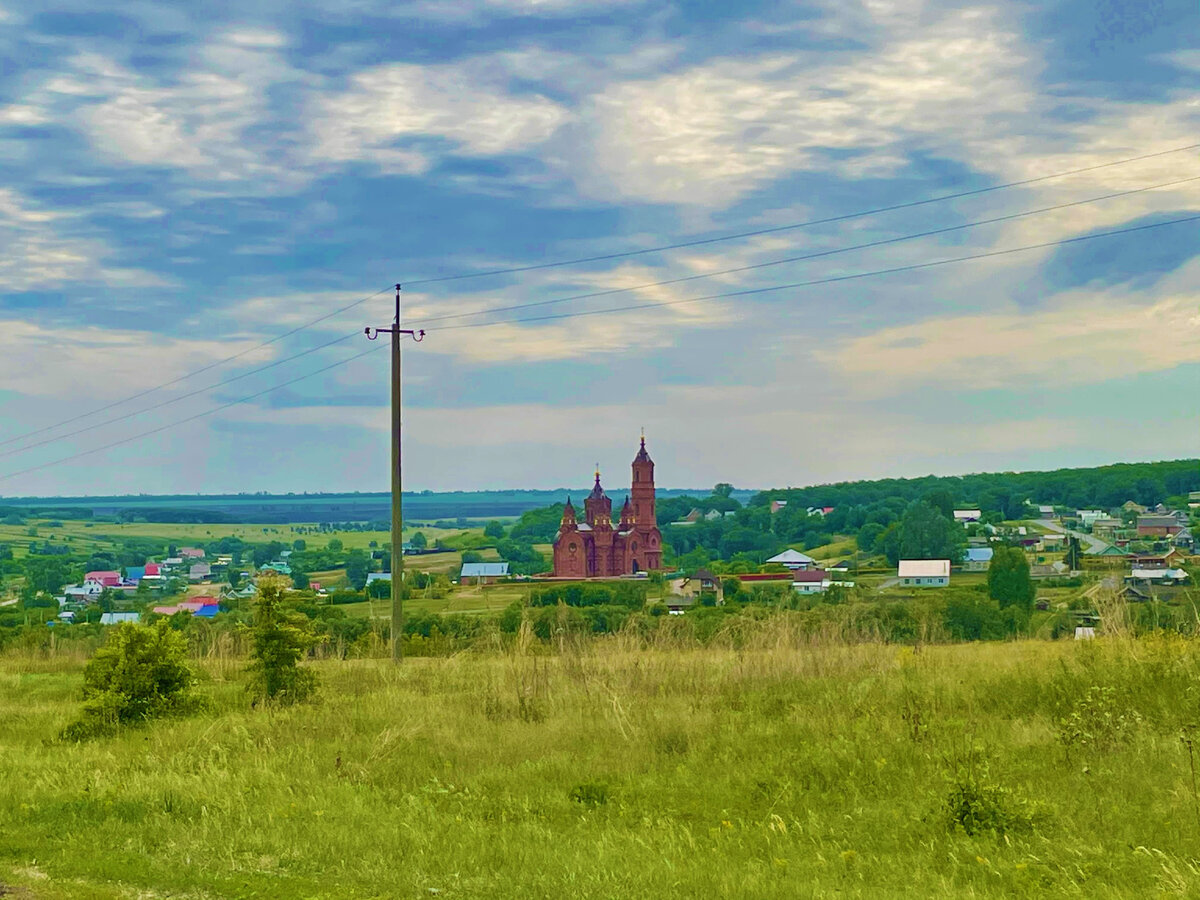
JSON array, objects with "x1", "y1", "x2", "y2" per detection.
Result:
[{"x1": 1, "y1": 1, "x2": 1197, "y2": 495}]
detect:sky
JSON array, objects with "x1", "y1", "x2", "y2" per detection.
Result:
[{"x1": 0, "y1": 0, "x2": 1197, "y2": 495}]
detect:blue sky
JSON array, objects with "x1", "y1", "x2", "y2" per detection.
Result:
[{"x1": 0, "y1": 0, "x2": 1197, "y2": 495}]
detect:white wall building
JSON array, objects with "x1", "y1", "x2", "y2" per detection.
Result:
[{"x1": 898, "y1": 559, "x2": 950, "y2": 587}]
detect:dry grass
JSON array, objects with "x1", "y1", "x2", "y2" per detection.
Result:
[{"x1": 3, "y1": 627, "x2": 1200, "y2": 897}]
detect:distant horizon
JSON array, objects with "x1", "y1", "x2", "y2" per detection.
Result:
[{"x1": 5, "y1": 454, "x2": 1196, "y2": 503}]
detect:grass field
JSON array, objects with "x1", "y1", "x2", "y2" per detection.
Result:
[
  {"x1": 0, "y1": 521, "x2": 470, "y2": 559},
  {"x1": 3, "y1": 630, "x2": 1200, "y2": 898}
]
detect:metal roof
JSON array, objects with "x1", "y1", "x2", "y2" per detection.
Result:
[
  {"x1": 461, "y1": 562, "x2": 510, "y2": 577},
  {"x1": 964, "y1": 548, "x2": 994, "y2": 562},
  {"x1": 767, "y1": 549, "x2": 816, "y2": 565},
  {"x1": 898, "y1": 559, "x2": 950, "y2": 577}
]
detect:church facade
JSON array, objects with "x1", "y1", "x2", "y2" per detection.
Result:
[{"x1": 552, "y1": 437, "x2": 663, "y2": 578}]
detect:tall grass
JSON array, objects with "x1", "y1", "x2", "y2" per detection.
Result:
[{"x1": 4, "y1": 625, "x2": 1200, "y2": 897}]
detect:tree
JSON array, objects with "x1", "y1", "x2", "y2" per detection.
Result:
[
  {"x1": 897, "y1": 501, "x2": 965, "y2": 564},
  {"x1": 228, "y1": 569, "x2": 242, "y2": 590},
  {"x1": 62, "y1": 621, "x2": 195, "y2": 740},
  {"x1": 923, "y1": 489, "x2": 956, "y2": 521},
  {"x1": 713, "y1": 483, "x2": 735, "y2": 499},
  {"x1": 1064, "y1": 536, "x2": 1083, "y2": 571},
  {"x1": 410, "y1": 531, "x2": 428, "y2": 550},
  {"x1": 291, "y1": 570, "x2": 310, "y2": 591},
  {"x1": 483, "y1": 521, "x2": 505, "y2": 540},
  {"x1": 246, "y1": 576, "x2": 317, "y2": 705},
  {"x1": 988, "y1": 546, "x2": 1035, "y2": 614},
  {"x1": 857, "y1": 522, "x2": 885, "y2": 552},
  {"x1": 326, "y1": 538, "x2": 344, "y2": 552},
  {"x1": 345, "y1": 552, "x2": 370, "y2": 591},
  {"x1": 292, "y1": 539, "x2": 307, "y2": 551}
]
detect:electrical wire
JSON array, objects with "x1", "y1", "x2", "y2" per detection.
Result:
[
  {"x1": 6, "y1": 142, "x2": 1195, "y2": 452},
  {"x1": 0, "y1": 345, "x2": 386, "y2": 481},
  {"x1": 13, "y1": 170, "x2": 1194, "y2": 462},
  {"x1": 0, "y1": 286, "x2": 392, "y2": 449},
  {"x1": 401, "y1": 141, "x2": 1200, "y2": 286},
  {"x1": 7, "y1": 207, "x2": 1197, "y2": 480},
  {"x1": 407, "y1": 173, "x2": 1200, "y2": 328},
  {"x1": 429, "y1": 211, "x2": 1200, "y2": 331},
  {"x1": 0, "y1": 330, "x2": 363, "y2": 459}
]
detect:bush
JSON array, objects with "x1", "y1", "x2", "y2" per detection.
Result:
[
  {"x1": 246, "y1": 576, "x2": 318, "y2": 706},
  {"x1": 944, "y1": 766, "x2": 1041, "y2": 836},
  {"x1": 62, "y1": 621, "x2": 195, "y2": 741}
]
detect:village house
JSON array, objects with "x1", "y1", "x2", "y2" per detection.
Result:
[
  {"x1": 1127, "y1": 567, "x2": 1190, "y2": 586},
  {"x1": 898, "y1": 559, "x2": 950, "y2": 587},
  {"x1": 953, "y1": 509, "x2": 982, "y2": 523},
  {"x1": 669, "y1": 569, "x2": 722, "y2": 603},
  {"x1": 962, "y1": 547, "x2": 993, "y2": 572},
  {"x1": 769, "y1": 500, "x2": 788, "y2": 514},
  {"x1": 459, "y1": 562, "x2": 509, "y2": 585},
  {"x1": 1091, "y1": 518, "x2": 1123, "y2": 541},
  {"x1": 1077, "y1": 510, "x2": 1106, "y2": 528},
  {"x1": 766, "y1": 549, "x2": 817, "y2": 571},
  {"x1": 85, "y1": 570, "x2": 122, "y2": 588},
  {"x1": 1137, "y1": 514, "x2": 1184, "y2": 538},
  {"x1": 188, "y1": 563, "x2": 212, "y2": 582},
  {"x1": 792, "y1": 569, "x2": 830, "y2": 594},
  {"x1": 179, "y1": 547, "x2": 205, "y2": 559}
]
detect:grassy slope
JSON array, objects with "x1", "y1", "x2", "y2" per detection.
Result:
[{"x1": 3, "y1": 635, "x2": 1200, "y2": 898}]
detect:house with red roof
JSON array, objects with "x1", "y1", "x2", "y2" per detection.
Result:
[
  {"x1": 792, "y1": 569, "x2": 831, "y2": 593},
  {"x1": 85, "y1": 571, "x2": 122, "y2": 588}
]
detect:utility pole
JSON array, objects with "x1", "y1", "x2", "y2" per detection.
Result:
[{"x1": 366, "y1": 284, "x2": 424, "y2": 662}]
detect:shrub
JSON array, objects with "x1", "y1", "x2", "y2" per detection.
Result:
[
  {"x1": 62, "y1": 621, "x2": 195, "y2": 741},
  {"x1": 944, "y1": 766, "x2": 1040, "y2": 836},
  {"x1": 246, "y1": 576, "x2": 318, "y2": 705}
]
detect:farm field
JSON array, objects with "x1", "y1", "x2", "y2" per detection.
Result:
[{"x1": 3, "y1": 634, "x2": 1200, "y2": 898}]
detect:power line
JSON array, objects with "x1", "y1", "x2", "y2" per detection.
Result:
[
  {"x1": 0, "y1": 345, "x2": 386, "y2": 482},
  {"x1": 0, "y1": 330, "x2": 363, "y2": 459},
  {"x1": 0, "y1": 286, "x2": 392, "y2": 450},
  {"x1": 407, "y1": 173, "x2": 1200, "y2": 328},
  {"x1": 431, "y1": 211, "x2": 1200, "y2": 331},
  {"x1": 402, "y1": 141, "x2": 1200, "y2": 287},
  {"x1": 7, "y1": 143, "x2": 1193, "y2": 451},
  {"x1": 7, "y1": 208, "x2": 1197, "y2": 480}
]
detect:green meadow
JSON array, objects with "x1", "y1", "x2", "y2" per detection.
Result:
[{"x1": 4, "y1": 627, "x2": 1200, "y2": 898}]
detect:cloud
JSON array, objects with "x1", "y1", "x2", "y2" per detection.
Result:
[
  {"x1": 0, "y1": 188, "x2": 169, "y2": 291},
  {"x1": 579, "y1": 7, "x2": 1031, "y2": 205},
  {"x1": 30, "y1": 35, "x2": 306, "y2": 192},
  {"x1": 819, "y1": 281, "x2": 1200, "y2": 393},
  {"x1": 308, "y1": 61, "x2": 569, "y2": 173},
  {"x1": 0, "y1": 320, "x2": 272, "y2": 400}
]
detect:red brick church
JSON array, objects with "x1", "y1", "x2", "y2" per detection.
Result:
[{"x1": 552, "y1": 437, "x2": 664, "y2": 578}]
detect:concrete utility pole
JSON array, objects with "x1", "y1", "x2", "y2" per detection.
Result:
[{"x1": 366, "y1": 284, "x2": 424, "y2": 662}]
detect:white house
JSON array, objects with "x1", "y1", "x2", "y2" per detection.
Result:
[
  {"x1": 63, "y1": 580, "x2": 105, "y2": 601},
  {"x1": 766, "y1": 549, "x2": 817, "y2": 570},
  {"x1": 897, "y1": 559, "x2": 950, "y2": 587},
  {"x1": 1077, "y1": 510, "x2": 1106, "y2": 528},
  {"x1": 953, "y1": 509, "x2": 982, "y2": 523},
  {"x1": 792, "y1": 569, "x2": 830, "y2": 593},
  {"x1": 962, "y1": 548, "x2": 993, "y2": 572}
]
